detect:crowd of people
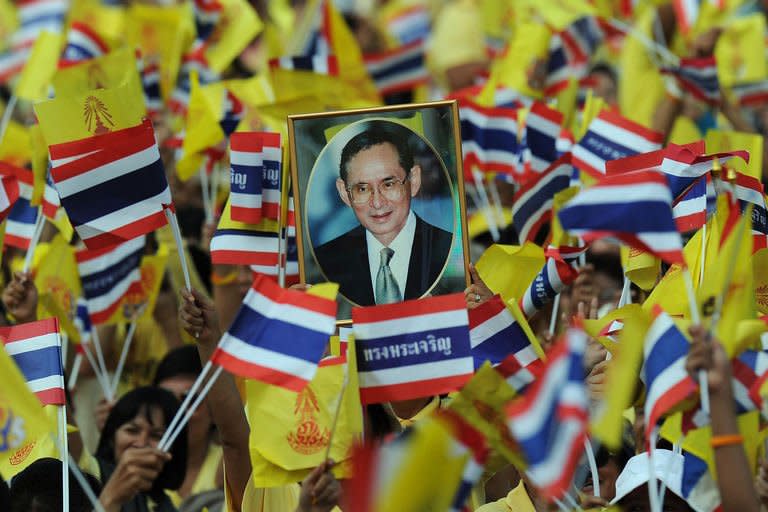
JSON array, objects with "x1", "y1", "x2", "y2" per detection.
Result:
[{"x1": 1, "y1": 0, "x2": 768, "y2": 511}]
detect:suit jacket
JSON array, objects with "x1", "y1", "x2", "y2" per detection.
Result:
[{"x1": 313, "y1": 214, "x2": 453, "y2": 306}]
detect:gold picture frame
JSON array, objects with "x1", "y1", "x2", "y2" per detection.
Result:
[{"x1": 288, "y1": 100, "x2": 470, "y2": 322}]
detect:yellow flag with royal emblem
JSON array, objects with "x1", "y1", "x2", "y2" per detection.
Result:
[
  {"x1": 753, "y1": 248, "x2": 768, "y2": 315},
  {"x1": 621, "y1": 246, "x2": 661, "y2": 291},
  {"x1": 0, "y1": 344, "x2": 54, "y2": 479},
  {"x1": 34, "y1": 235, "x2": 82, "y2": 339},
  {"x1": 705, "y1": 129, "x2": 763, "y2": 181},
  {"x1": 246, "y1": 336, "x2": 362, "y2": 487}
]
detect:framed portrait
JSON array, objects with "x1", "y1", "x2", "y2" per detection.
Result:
[{"x1": 288, "y1": 101, "x2": 470, "y2": 321}]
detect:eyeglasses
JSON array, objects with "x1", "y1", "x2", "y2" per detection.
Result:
[{"x1": 346, "y1": 175, "x2": 410, "y2": 205}]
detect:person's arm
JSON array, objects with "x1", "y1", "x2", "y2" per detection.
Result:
[
  {"x1": 179, "y1": 287, "x2": 251, "y2": 510},
  {"x1": 686, "y1": 326, "x2": 760, "y2": 512}
]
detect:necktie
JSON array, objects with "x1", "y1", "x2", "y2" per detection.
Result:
[{"x1": 375, "y1": 247, "x2": 401, "y2": 304}]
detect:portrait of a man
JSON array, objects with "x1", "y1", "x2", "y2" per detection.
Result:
[{"x1": 312, "y1": 125, "x2": 453, "y2": 306}]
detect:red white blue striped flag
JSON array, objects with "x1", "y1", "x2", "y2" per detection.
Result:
[
  {"x1": 661, "y1": 56, "x2": 721, "y2": 105},
  {"x1": 59, "y1": 21, "x2": 109, "y2": 67},
  {"x1": 12, "y1": 0, "x2": 68, "y2": 50},
  {"x1": 557, "y1": 169, "x2": 684, "y2": 265},
  {"x1": 519, "y1": 256, "x2": 579, "y2": 318},
  {"x1": 444, "y1": 412, "x2": 490, "y2": 512},
  {"x1": 210, "y1": 228, "x2": 280, "y2": 266},
  {"x1": 48, "y1": 119, "x2": 172, "y2": 250},
  {"x1": 386, "y1": 4, "x2": 431, "y2": 45},
  {"x1": 260, "y1": 132, "x2": 282, "y2": 221},
  {"x1": 641, "y1": 306, "x2": 697, "y2": 447},
  {"x1": 76, "y1": 236, "x2": 145, "y2": 324},
  {"x1": 735, "y1": 172, "x2": 768, "y2": 251},
  {"x1": 523, "y1": 102, "x2": 564, "y2": 174},
  {"x1": 211, "y1": 275, "x2": 337, "y2": 391},
  {"x1": 512, "y1": 154, "x2": 572, "y2": 243},
  {"x1": 0, "y1": 162, "x2": 21, "y2": 223},
  {"x1": 460, "y1": 99, "x2": 522, "y2": 177},
  {"x1": 572, "y1": 110, "x2": 663, "y2": 179},
  {"x1": 268, "y1": 55, "x2": 339, "y2": 76},
  {"x1": 353, "y1": 293, "x2": 473, "y2": 405},
  {"x1": 1, "y1": 318, "x2": 65, "y2": 405},
  {"x1": 4, "y1": 166, "x2": 38, "y2": 250},
  {"x1": 229, "y1": 132, "x2": 263, "y2": 224},
  {"x1": 505, "y1": 325, "x2": 588, "y2": 499},
  {"x1": 731, "y1": 80, "x2": 768, "y2": 107},
  {"x1": 364, "y1": 41, "x2": 429, "y2": 96}
]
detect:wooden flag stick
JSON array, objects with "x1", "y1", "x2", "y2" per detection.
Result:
[
  {"x1": 165, "y1": 208, "x2": 192, "y2": 290},
  {"x1": 158, "y1": 360, "x2": 213, "y2": 450}
]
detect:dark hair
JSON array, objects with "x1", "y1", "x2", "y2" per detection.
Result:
[
  {"x1": 338, "y1": 123, "x2": 415, "y2": 184},
  {"x1": 153, "y1": 345, "x2": 203, "y2": 386},
  {"x1": 9, "y1": 458, "x2": 102, "y2": 512},
  {"x1": 589, "y1": 62, "x2": 618, "y2": 86},
  {"x1": 96, "y1": 386, "x2": 187, "y2": 492}
]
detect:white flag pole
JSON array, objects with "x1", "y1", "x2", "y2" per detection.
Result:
[
  {"x1": 59, "y1": 405, "x2": 70, "y2": 512},
  {"x1": 160, "y1": 365, "x2": 223, "y2": 451},
  {"x1": 157, "y1": 361, "x2": 213, "y2": 450},
  {"x1": 0, "y1": 95, "x2": 18, "y2": 145},
  {"x1": 165, "y1": 208, "x2": 192, "y2": 290},
  {"x1": 22, "y1": 209, "x2": 45, "y2": 273}
]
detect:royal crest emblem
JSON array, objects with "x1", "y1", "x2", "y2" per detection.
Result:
[
  {"x1": 83, "y1": 96, "x2": 114, "y2": 135},
  {"x1": 286, "y1": 386, "x2": 330, "y2": 455}
]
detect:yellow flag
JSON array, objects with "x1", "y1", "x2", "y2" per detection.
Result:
[
  {"x1": 183, "y1": 73, "x2": 226, "y2": 157},
  {"x1": 447, "y1": 363, "x2": 525, "y2": 469},
  {"x1": 476, "y1": 243, "x2": 545, "y2": 304},
  {"x1": 715, "y1": 14, "x2": 766, "y2": 88},
  {"x1": 125, "y1": 3, "x2": 194, "y2": 101},
  {"x1": 697, "y1": 199, "x2": 755, "y2": 356},
  {"x1": 0, "y1": 0, "x2": 18, "y2": 51},
  {"x1": 583, "y1": 303, "x2": 645, "y2": 353},
  {"x1": 578, "y1": 89, "x2": 606, "y2": 140},
  {"x1": 514, "y1": 0, "x2": 596, "y2": 30},
  {"x1": 68, "y1": 0, "x2": 125, "y2": 45},
  {"x1": 705, "y1": 129, "x2": 764, "y2": 181},
  {"x1": 204, "y1": 0, "x2": 263, "y2": 73},
  {"x1": 0, "y1": 121, "x2": 31, "y2": 167},
  {"x1": 52, "y1": 47, "x2": 141, "y2": 97},
  {"x1": 753, "y1": 248, "x2": 768, "y2": 314},
  {"x1": 0, "y1": 345, "x2": 54, "y2": 478},
  {"x1": 246, "y1": 341, "x2": 362, "y2": 486},
  {"x1": 15, "y1": 31, "x2": 63, "y2": 101},
  {"x1": 590, "y1": 307, "x2": 650, "y2": 449},
  {"x1": 621, "y1": 246, "x2": 661, "y2": 291},
  {"x1": 34, "y1": 235, "x2": 82, "y2": 338}
]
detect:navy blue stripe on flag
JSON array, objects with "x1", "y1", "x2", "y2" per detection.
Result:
[
  {"x1": 461, "y1": 121, "x2": 519, "y2": 152},
  {"x1": 579, "y1": 132, "x2": 638, "y2": 161},
  {"x1": 357, "y1": 325, "x2": 471, "y2": 372},
  {"x1": 644, "y1": 324, "x2": 689, "y2": 385},
  {"x1": 62, "y1": 44, "x2": 95, "y2": 61},
  {"x1": 473, "y1": 322, "x2": 530, "y2": 368},
  {"x1": 528, "y1": 265, "x2": 555, "y2": 311},
  {"x1": 547, "y1": 46, "x2": 568, "y2": 74},
  {"x1": 81, "y1": 247, "x2": 143, "y2": 299},
  {"x1": 214, "y1": 229, "x2": 278, "y2": 239},
  {"x1": 369, "y1": 53, "x2": 424, "y2": 81},
  {"x1": 262, "y1": 160, "x2": 281, "y2": 191},
  {"x1": 62, "y1": 159, "x2": 167, "y2": 224},
  {"x1": 230, "y1": 164, "x2": 263, "y2": 194},
  {"x1": 560, "y1": 201, "x2": 676, "y2": 232},
  {"x1": 8, "y1": 196, "x2": 38, "y2": 223},
  {"x1": 228, "y1": 305, "x2": 327, "y2": 362},
  {"x1": 11, "y1": 346, "x2": 62, "y2": 382},
  {"x1": 513, "y1": 174, "x2": 569, "y2": 234}
]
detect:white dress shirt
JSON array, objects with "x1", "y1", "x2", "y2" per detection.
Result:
[{"x1": 366, "y1": 210, "x2": 417, "y2": 302}]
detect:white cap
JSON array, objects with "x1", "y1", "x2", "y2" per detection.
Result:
[{"x1": 611, "y1": 450, "x2": 685, "y2": 505}]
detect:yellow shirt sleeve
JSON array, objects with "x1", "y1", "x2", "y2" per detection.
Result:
[
  {"x1": 224, "y1": 472, "x2": 301, "y2": 512},
  {"x1": 474, "y1": 481, "x2": 536, "y2": 512}
]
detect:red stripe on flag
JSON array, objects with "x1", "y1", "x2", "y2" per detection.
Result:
[
  {"x1": 2, "y1": 318, "x2": 59, "y2": 342},
  {"x1": 359, "y1": 373, "x2": 472, "y2": 405},
  {"x1": 211, "y1": 349, "x2": 309, "y2": 392},
  {"x1": 352, "y1": 293, "x2": 466, "y2": 324},
  {"x1": 82, "y1": 211, "x2": 169, "y2": 250},
  {"x1": 251, "y1": 274, "x2": 337, "y2": 317},
  {"x1": 48, "y1": 120, "x2": 154, "y2": 161},
  {"x1": 230, "y1": 132, "x2": 263, "y2": 153}
]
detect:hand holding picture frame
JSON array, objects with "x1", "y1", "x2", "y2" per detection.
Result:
[{"x1": 288, "y1": 100, "x2": 470, "y2": 322}]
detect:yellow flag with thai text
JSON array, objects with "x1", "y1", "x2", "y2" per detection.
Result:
[{"x1": 15, "y1": 31, "x2": 63, "y2": 101}]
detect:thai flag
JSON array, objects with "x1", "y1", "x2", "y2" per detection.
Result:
[
  {"x1": 168, "y1": 53, "x2": 219, "y2": 115},
  {"x1": 0, "y1": 162, "x2": 21, "y2": 222},
  {"x1": 661, "y1": 56, "x2": 721, "y2": 105},
  {"x1": 519, "y1": 256, "x2": 579, "y2": 318},
  {"x1": 353, "y1": 293, "x2": 474, "y2": 405},
  {"x1": 731, "y1": 80, "x2": 768, "y2": 107},
  {"x1": 505, "y1": 326, "x2": 588, "y2": 499},
  {"x1": 261, "y1": 133, "x2": 282, "y2": 221},
  {"x1": 444, "y1": 412, "x2": 490, "y2": 512},
  {"x1": 524, "y1": 102, "x2": 564, "y2": 173},
  {"x1": 59, "y1": 21, "x2": 109, "y2": 66},
  {"x1": 732, "y1": 349, "x2": 768, "y2": 414},
  {"x1": 673, "y1": 0, "x2": 701, "y2": 35},
  {"x1": 76, "y1": 236, "x2": 145, "y2": 324},
  {"x1": 572, "y1": 110, "x2": 663, "y2": 179},
  {"x1": 6, "y1": 196, "x2": 40, "y2": 250},
  {"x1": 641, "y1": 306, "x2": 697, "y2": 446},
  {"x1": 681, "y1": 450, "x2": 721, "y2": 512},
  {"x1": 558, "y1": 169, "x2": 685, "y2": 265},
  {"x1": 556, "y1": 128, "x2": 574, "y2": 158},
  {"x1": 229, "y1": 132, "x2": 263, "y2": 224},
  {"x1": 138, "y1": 57, "x2": 163, "y2": 118},
  {"x1": 73, "y1": 298, "x2": 93, "y2": 342},
  {"x1": 734, "y1": 172, "x2": 768, "y2": 251},
  {"x1": 469, "y1": 295, "x2": 540, "y2": 371},
  {"x1": 386, "y1": 4, "x2": 431, "y2": 45},
  {"x1": 219, "y1": 90, "x2": 244, "y2": 137},
  {"x1": 560, "y1": 17, "x2": 604, "y2": 67},
  {"x1": 210, "y1": 228, "x2": 280, "y2": 266},
  {"x1": 192, "y1": 0, "x2": 223, "y2": 43},
  {"x1": 269, "y1": 55, "x2": 339, "y2": 76},
  {"x1": 12, "y1": 0, "x2": 68, "y2": 50},
  {"x1": 459, "y1": 100, "x2": 521, "y2": 177},
  {"x1": 364, "y1": 41, "x2": 429, "y2": 96},
  {"x1": 672, "y1": 175, "x2": 708, "y2": 232},
  {"x1": 41, "y1": 169, "x2": 61, "y2": 220},
  {"x1": 211, "y1": 274, "x2": 337, "y2": 391},
  {"x1": 48, "y1": 119, "x2": 172, "y2": 250},
  {"x1": 512, "y1": 154, "x2": 572, "y2": 243},
  {"x1": 1, "y1": 318, "x2": 65, "y2": 405},
  {"x1": 0, "y1": 49, "x2": 29, "y2": 83},
  {"x1": 544, "y1": 35, "x2": 572, "y2": 97},
  {"x1": 249, "y1": 234, "x2": 299, "y2": 284}
]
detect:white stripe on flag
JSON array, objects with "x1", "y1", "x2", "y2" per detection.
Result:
[
  {"x1": 359, "y1": 357, "x2": 474, "y2": 387},
  {"x1": 470, "y1": 309, "x2": 514, "y2": 349},
  {"x1": 461, "y1": 141, "x2": 518, "y2": 164},
  {"x1": 510, "y1": 356, "x2": 568, "y2": 437},
  {"x1": 218, "y1": 332, "x2": 318, "y2": 378},
  {"x1": 571, "y1": 145, "x2": 608, "y2": 174},
  {"x1": 514, "y1": 346, "x2": 539, "y2": 367},
  {"x1": 570, "y1": 182, "x2": 672, "y2": 206},
  {"x1": 526, "y1": 418, "x2": 584, "y2": 488},
  {"x1": 635, "y1": 232, "x2": 684, "y2": 253},
  {"x1": 78, "y1": 188, "x2": 172, "y2": 242},
  {"x1": 589, "y1": 118, "x2": 660, "y2": 153},
  {"x1": 460, "y1": 108, "x2": 518, "y2": 133},
  {"x1": 4, "y1": 333, "x2": 60, "y2": 355},
  {"x1": 244, "y1": 289, "x2": 336, "y2": 334},
  {"x1": 210, "y1": 233, "x2": 278, "y2": 253},
  {"x1": 645, "y1": 358, "x2": 688, "y2": 418},
  {"x1": 230, "y1": 191, "x2": 262, "y2": 207},
  {"x1": 77, "y1": 237, "x2": 145, "y2": 275},
  {"x1": 26, "y1": 375, "x2": 65, "y2": 393},
  {"x1": 230, "y1": 150, "x2": 262, "y2": 167},
  {"x1": 6, "y1": 219, "x2": 37, "y2": 239},
  {"x1": 355, "y1": 310, "x2": 468, "y2": 340},
  {"x1": 86, "y1": 268, "x2": 141, "y2": 314}
]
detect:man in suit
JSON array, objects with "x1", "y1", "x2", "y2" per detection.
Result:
[{"x1": 313, "y1": 124, "x2": 453, "y2": 306}]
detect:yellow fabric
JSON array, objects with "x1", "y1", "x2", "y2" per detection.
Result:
[
  {"x1": 394, "y1": 395, "x2": 441, "y2": 429},
  {"x1": 15, "y1": 31, "x2": 63, "y2": 101},
  {"x1": 117, "y1": 318, "x2": 175, "y2": 390},
  {"x1": 715, "y1": 14, "x2": 766, "y2": 88},
  {"x1": 0, "y1": 120, "x2": 31, "y2": 167},
  {"x1": 227, "y1": 474, "x2": 342, "y2": 512},
  {"x1": 0, "y1": 346, "x2": 53, "y2": 477},
  {"x1": 427, "y1": 0, "x2": 486, "y2": 82},
  {"x1": 34, "y1": 235, "x2": 82, "y2": 341},
  {"x1": 67, "y1": 0, "x2": 125, "y2": 46},
  {"x1": 204, "y1": 0, "x2": 262, "y2": 73},
  {"x1": 476, "y1": 243, "x2": 545, "y2": 304},
  {"x1": 0, "y1": 0, "x2": 17, "y2": 51},
  {"x1": 29, "y1": 124, "x2": 48, "y2": 207},
  {"x1": 475, "y1": 481, "x2": 536, "y2": 512},
  {"x1": 753, "y1": 248, "x2": 768, "y2": 314},
  {"x1": 246, "y1": 341, "x2": 361, "y2": 487},
  {"x1": 668, "y1": 116, "x2": 703, "y2": 146},
  {"x1": 621, "y1": 246, "x2": 661, "y2": 291},
  {"x1": 618, "y1": 8, "x2": 665, "y2": 128},
  {"x1": 583, "y1": 303, "x2": 644, "y2": 354},
  {"x1": 705, "y1": 130, "x2": 764, "y2": 181},
  {"x1": 168, "y1": 443, "x2": 223, "y2": 507}
]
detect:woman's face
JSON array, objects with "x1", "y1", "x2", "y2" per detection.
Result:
[{"x1": 113, "y1": 406, "x2": 166, "y2": 461}]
